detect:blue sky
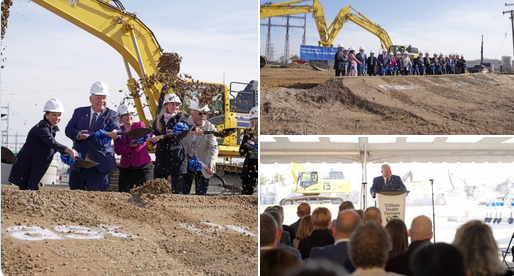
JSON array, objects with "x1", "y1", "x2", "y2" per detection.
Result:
[
  {"x1": 260, "y1": 0, "x2": 514, "y2": 61},
  {"x1": 1, "y1": 0, "x2": 258, "y2": 148}
]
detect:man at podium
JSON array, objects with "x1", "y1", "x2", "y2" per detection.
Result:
[{"x1": 371, "y1": 164, "x2": 407, "y2": 198}]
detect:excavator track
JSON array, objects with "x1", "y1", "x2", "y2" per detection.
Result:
[{"x1": 280, "y1": 195, "x2": 345, "y2": 205}]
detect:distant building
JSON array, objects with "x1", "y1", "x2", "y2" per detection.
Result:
[{"x1": 466, "y1": 58, "x2": 513, "y2": 72}]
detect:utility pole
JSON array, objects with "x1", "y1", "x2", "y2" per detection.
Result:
[
  {"x1": 504, "y1": 3, "x2": 514, "y2": 61},
  {"x1": 481, "y1": 35, "x2": 484, "y2": 65}
]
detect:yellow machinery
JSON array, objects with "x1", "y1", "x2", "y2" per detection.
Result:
[
  {"x1": 260, "y1": 0, "x2": 418, "y2": 67},
  {"x1": 279, "y1": 163, "x2": 358, "y2": 205},
  {"x1": 30, "y1": 0, "x2": 256, "y2": 162}
]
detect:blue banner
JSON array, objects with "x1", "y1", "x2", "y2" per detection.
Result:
[{"x1": 300, "y1": 44, "x2": 337, "y2": 61}]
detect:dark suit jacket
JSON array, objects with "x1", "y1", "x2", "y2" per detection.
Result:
[
  {"x1": 290, "y1": 218, "x2": 302, "y2": 238},
  {"x1": 385, "y1": 239, "x2": 431, "y2": 276},
  {"x1": 65, "y1": 106, "x2": 120, "y2": 173},
  {"x1": 298, "y1": 229, "x2": 335, "y2": 259},
  {"x1": 283, "y1": 225, "x2": 295, "y2": 245},
  {"x1": 370, "y1": 175, "x2": 406, "y2": 197},
  {"x1": 309, "y1": 241, "x2": 355, "y2": 272},
  {"x1": 334, "y1": 51, "x2": 344, "y2": 70}
]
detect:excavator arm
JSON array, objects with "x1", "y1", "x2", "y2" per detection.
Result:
[{"x1": 31, "y1": 0, "x2": 164, "y2": 124}]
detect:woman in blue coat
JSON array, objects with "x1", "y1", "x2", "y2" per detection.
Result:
[
  {"x1": 151, "y1": 92, "x2": 191, "y2": 194},
  {"x1": 8, "y1": 98, "x2": 78, "y2": 190}
]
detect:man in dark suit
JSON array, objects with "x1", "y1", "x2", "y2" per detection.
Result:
[
  {"x1": 370, "y1": 164, "x2": 407, "y2": 198},
  {"x1": 334, "y1": 44, "x2": 345, "y2": 77},
  {"x1": 309, "y1": 210, "x2": 360, "y2": 272},
  {"x1": 290, "y1": 202, "x2": 311, "y2": 237},
  {"x1": 355, "y1": 46, "x2": 367, "y2": 76},
  {"x1": 65, "y1": 81, "x2": 121, "y2": 191},
  {"x1": 265, "y1": 210, "x2": 302, "y2": 259},
  {"x1": 385, "y1": 215, "x2": 433, "y2": 276},
  {"x1": 377, "y1": 49, "x2": 390, "y2": 76}
]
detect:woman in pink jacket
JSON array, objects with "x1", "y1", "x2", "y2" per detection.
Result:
[
  {"x1": 348, "y1": 47, "x2": 362, "y2": 76},
  {"x1": 114, "y1": 104, "x2": 153, "y2": 192}
]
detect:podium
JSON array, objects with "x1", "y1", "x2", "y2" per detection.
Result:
[{"x1": 376, "y1": 190, "x2": 409, "y2": 226}]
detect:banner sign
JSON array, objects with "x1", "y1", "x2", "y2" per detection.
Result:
[
  {"x1": 376, "y1": 191, "x2": 407, "y2": 226},
  {"x1": 300, "y1": 44, "x2": 337, "y2": 61}
]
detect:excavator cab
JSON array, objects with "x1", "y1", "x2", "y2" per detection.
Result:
[{"x1": 298, "y1": 171, "x2": 319, "y2": 189}]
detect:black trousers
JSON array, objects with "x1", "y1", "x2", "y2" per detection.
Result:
[
  {"x1": 154, "y1": 172, "x2": 186, "y2": 194},
  {"x1": 118, "y1": 162, "x2": 153, "y2": 193}
]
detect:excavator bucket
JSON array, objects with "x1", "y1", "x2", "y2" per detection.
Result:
[{"x1": 309, "y1": 60, "x2": 330, "y2": 71}]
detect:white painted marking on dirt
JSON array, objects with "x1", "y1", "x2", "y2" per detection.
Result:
[
  {"x1": 225, "y1": 225, "x2": 256, "y2": 237},
  {"x1": 54, "y1": 225, "x2": 105, "y2": 240},
  {"x1": 178, "y1": 223, "x2": 210, "y2": 238},
  {"x1": 99, "y1": 224, "x2": 134, "y2": 238},
  {"x1": 6, "y1": 226, "x2": 62, "y2": 241},
  {"x1": 378, "y1": 85, "x2": 417, "y2": 91},
  {"x1": 202, "y1": 222, "x2": 226, "y2": 232}
]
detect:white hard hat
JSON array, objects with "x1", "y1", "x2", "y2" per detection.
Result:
[
  {"x1": 419, "y1": 52, "x2": 424, "y2": 55},
  {"x1": 370, "y1": 50, "x2": 375, "y2": 54},
  {"x1": 43, "y1": 98, "x2": 65, "y2": 113},
  {"x1": 349, "y1": 47, "x2": 355, "y2": 51},
  {"x1": 425, "y1": 51, "x2": 430, "y2": 55},
  {"x1": 396, "y1": 51, "x2": 401, "y2": 55},
  {"x1": 90, "y1": 81, "x2": 109, "y2": 96},
  {"x1": 164, "y1": 93, "x2": 181, "y2": 104},
  {"x1": 189, "y1": 98, "x2": 210, "y2": 112},
  {"x1": 117, "y1": 103, "x2": 135, "y2": 116},
  {"x1": 389, "y1": 52, "x2": 394, "y2": 56},
  {"x1": 433, "y1": 53, "x2": 437, "y2": 55},
  {"x1": 403, "y1": 51, "x2": 409, "y2": 55},
  {"x1": 249, "y1": 106, "x2": 258, "y2": 119},
  {"x1": 343, "y1": 47, "x2": 348, "y2": 51},
  {"x1": 439, "y1": 52, "x2": 443, "y2": 56},
  {"x1": 382, "y1": 48, "x2": 387, "y2": 52},
  {"x1": 359, "y1": 46, "x2": 364, "y2": 50},
  {"x1": 337, "y1": 43, "x2": 344, "y2": 48}
]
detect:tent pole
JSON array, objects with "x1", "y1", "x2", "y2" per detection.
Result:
[
  {"x1": 430, "y1": 178, "x2": 436, "y2": 242},
  {"x1": 361, "y1": 137, "x2": 368, "y2": 210}
]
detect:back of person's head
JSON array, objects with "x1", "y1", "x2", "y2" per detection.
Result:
[
  {"x1": 411, "y1": 243, "x2": 467, "y2": 276},
  {"x1": 296, "y1": 215, "x2": 314, "y2": 240},
  {"x1": 265, "y1": 206, "x2": 283, "y2": 224},
  {"x1": 409, "y1": 215, "x2": 433, "y2": 241},
  {"x1": 336, "y1": 210, "x2": 361, "y2": 236},
  {"x1": 260, "y1": 248, "x2": 299, "y2": 276},
  {"x1": 261, "y1": 213, "x2": 278, "y2": 247},
  {"x1": 312, "y1": 207, "x2": 332, "y2": 230},
  {"x1": 265, "y1": 210, "x2": 284, "y2": 233},
  {"x1": 297, "y1": 202, "x2": 311, "y2": 217},
  {"x1": 355, "y1": 209, "x2": 364, "y2": 220},
  {"x1": 363, "y1": 207, "x2": 382, "y2": 225},
  {"x1": 349, "y1": 222, "x2": 391, "y2": 269},
  {"x1": 338, "y1": 201, "x2": 355, "y2": 212},
  {"x1": 385, "y1": 219, "x2": 409, "y2": 258},
  {"x1": 274, "y1": 205, "x2": 285, "y2": 220},
  {"x1": 453, "y1": 220, "x2": 504, "y2": 276},
  {"x1": 283, "y1": 258, "x2": 349, "y2": 276}
]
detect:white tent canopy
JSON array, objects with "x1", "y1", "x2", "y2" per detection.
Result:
[{"x1": 260, "y1": 136, "x2": 514, "y2": 164}]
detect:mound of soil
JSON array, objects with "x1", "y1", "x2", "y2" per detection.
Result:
[
  {"x1": 261, "y1": 67, "x2": 514, "y2": 134},
  {"x1": 1, "y1": 187, "x2": 257, "y2": 275},
  {"x1": 130, "y1": 178, "x2": 171, "y2": 195}
]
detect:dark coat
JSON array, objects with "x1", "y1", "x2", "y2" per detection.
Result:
[
  {"x1": 9, "y1": 119, "x2": 67, "y2": 190},
  {"x1": 298, "y1": 229, "x2": 335, "y2": 259},
  {"x1": 65, "y1": 106, "x2": 121, "y2": 173},
  {"x1": 370, "y1": 174, "x2": 407, "y2": 197},
  {"x1": 239, "y1": 132, "x2": 258, "y2": 180},
  {"x1": 152, "y1": 112, "x2": 190, "y2": 176},
  {"x1": 334, "y1": 51, "x2": 344, "y2": 70},
  {"x1": 385, "y1": 239, "x2": 431, "y2": 276},
  {"x1": 310, "y1": 241, "x2": 355, "y2": 272}
]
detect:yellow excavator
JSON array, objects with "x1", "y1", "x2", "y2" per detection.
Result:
[
  {"x1": 279, "y1": 162, "x2": 359, "y2": 205},
  {"x1": 260, "y1": 0, "x2": 418, "y2": 68},
  {"x1": 30, "y1": 0, "x2": 256, "y2": 168}
]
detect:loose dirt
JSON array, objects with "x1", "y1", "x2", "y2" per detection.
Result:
[
  {"x1": 261, "y1": 67, "x2": 514, "y2": 135},
  {"x1": 1, "y1": 186, "x2": 257, "y2": 275},
  {"x1": 1, "y1": 0, "x2": 13, "y2": 40}
]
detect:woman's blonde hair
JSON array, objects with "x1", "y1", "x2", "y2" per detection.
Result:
[
  {"x1": 155, "y1": 103, "x2": 180, "y2": 133},
  {"x1": 311, "y1": 207, "x2": 332, "y2": 230},
  {"x1": 296, "y1": 215, "x2": 314, "y2": 240},
  {"x1": 453, "y1": 220, "x2": 504, "y2": 276}
]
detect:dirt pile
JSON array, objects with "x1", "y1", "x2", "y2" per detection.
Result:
[
  {"x1": 261, "y1": 67, "x2": 514, "y2": 134},
  {"x1": 1, "y1": 0, "x2": 13, "y2": 40},
  {"x1": 130, "y1": 178, "x2": 171, "y2": 195},
  {"x1": 1, "y1": 187, "x2": 257, "y2": 275}
]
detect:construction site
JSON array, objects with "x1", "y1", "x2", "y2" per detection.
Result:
[{"x1": 260, "y1": 0, "x2": 514, "y2": 135}]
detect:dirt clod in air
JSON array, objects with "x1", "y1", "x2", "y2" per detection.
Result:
[
  {"x1": 1, "y1": 0, "x2": 13, "y2": 40},
  {"x1": 130, "y1": 178, "x2": 171, "y2": 195}
]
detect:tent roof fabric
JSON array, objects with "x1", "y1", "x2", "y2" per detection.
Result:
[{"x1": 260, "y1": 136, "x2": 514, "y2": 164}]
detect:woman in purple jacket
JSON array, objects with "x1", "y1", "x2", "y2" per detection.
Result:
[{"x1": 114, "y1": 104, "x2": 153, "y2": 192}]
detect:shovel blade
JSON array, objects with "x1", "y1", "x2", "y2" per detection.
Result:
[
  {"x1": 215, "y1": 128, "x2": 237, "y2": 138},
  {"x1": 75, "y1": 159, "x2": 100, "y2": 169},
  {"x1": 1, "y1": 146, "x2": 17, "y2": 164},
  {"x1": 121, "y1": 128, "x2": 152, "y2": 139},
  {"x1": 508, "y1": 218, "x2": 513, "y2": 224}
]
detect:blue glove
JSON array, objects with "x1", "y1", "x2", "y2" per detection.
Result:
[
  {"x1": 253, "y1": 142, "x2": 258, "y2": 155},
  {"x1": 422, "y1": 66, "x2": 426, "y2": 71},
  {"x1": 350, "y1": 65, "x2": 355, "y2": 71},
  {"x1": 451, "y1": 65, "x2": 455, "y2": 70},
  {"x1": 431, "y1": 66, "x2": 436, "y2": 72},
  {"x1": 359, "y1": 64, "x2": 365, "y2": 73},
  {"x1": 172, "y1": 122, "x2": 189, "y2": 136},
  {"x1": 381, "y1": 68, "x2": 386, "y2": 75},
  {"x1": 188, "y1": 156, "x2": 202, "y2": 173},
  {"x1": 61, "y1": 152, "x2": 82, "y2": 165},
  {"x1": 131, "y1": 134, "x2": 150, "y2": 146},
  {"x1": 409, "y1": 66, "x2": 414, "y2": 72}
]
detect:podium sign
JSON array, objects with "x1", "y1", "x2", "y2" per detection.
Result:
[{"x1": 376, "y1": 190, "x2": 408, "y2": 226}]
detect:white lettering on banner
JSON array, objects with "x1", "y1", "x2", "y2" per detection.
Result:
[{"x1": 5, "y1": 225, "x2": 134, "y2": 241}]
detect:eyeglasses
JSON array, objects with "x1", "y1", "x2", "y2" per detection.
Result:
[{"x1": 197, "y1": 112, "x2": 207, "y2": 116}]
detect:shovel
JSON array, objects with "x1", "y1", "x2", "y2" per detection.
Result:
[
  {"x1": 493, "y1": 212, "x2": 498, "y2": 224},
  {"x1": 83, "y1": 128, "x2": 152, "y2": 140},
  {"x1": 508, "y1": 212, "x2": 513, "y2": 224},
  {"x1": 1, "y1": 146, "x2": 17, "y2": 164},
  {"x1": 204, "y1": 128, "x2": 237, "y2": 138},
  {"x1": 484, "y1": 212, "x2": 489, "y2": 223},
  {"x1": 497, "y1": 213, "x2": 503, "y2": 224},
  {"x1": 74, "y1": 156, "x2": 99, "y2": 169},
  {"x1": 152, "y1": 128, "x2": 191, "y2": 141}
]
